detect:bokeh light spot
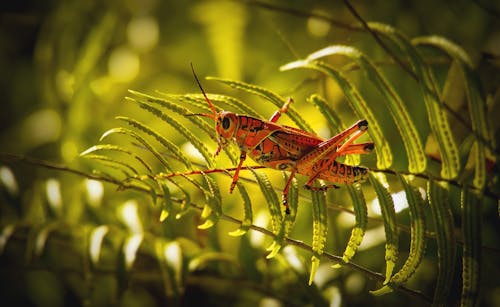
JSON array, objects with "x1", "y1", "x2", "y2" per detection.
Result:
[
  {"x1": 127, "y1": 16, "x2": 159, "y2": 52},
  {"x1": 108, "y1": 47, "x2": 140, "y2": 82}
]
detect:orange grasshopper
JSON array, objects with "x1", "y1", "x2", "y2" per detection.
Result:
[{"x1": 190, "y1": 66, "x2": 374, "y2": 214}]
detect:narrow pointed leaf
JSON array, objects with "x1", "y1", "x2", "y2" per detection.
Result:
[
  {"x1": 197, "y1": 174, "x2": 222, "y2": 229},
  {"x1": 372, "y1": 174, "x2": 426, "y2": 295},
  {"x1": 249, "y1": 169, "x2": 282, "y2": 233},
  {"x1": 427, "y1": 180, "x2": 456, "y2": 305},
  {"x1": 341, "y1": 183, "x2": 367, "y2": 264},
  {"x1": 80, "y1": 144, "x2": 153, "y2": 174},
  {"x1": 309, "y1": 183, "x2": 327, "y2": 284},
  {"x1": 100, "y1": 127, "x2": 172, "y2": 171},
  {"x1": 81, "y1": 154, "x2": 137, "y2": 176},
  {"x1": 116, "y1": 116, "x2": 192, "y2": 170},
  {"x1": 368, "y1": 173, "x2": 399, "y2": 284},
  {"x1": 229, "y1": 182, "x2": 253, "y2": 236},
  {"x1": 460, "y1": 188, "x2": 481, "y2": 307},
  {"x1": 266, "y1": 174, "x2": 298, "y2": 258},
  {"x1": 159, "y1": 181, "x2": 173, "y2": 222}
]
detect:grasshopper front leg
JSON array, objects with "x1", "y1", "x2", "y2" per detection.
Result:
[{"x1": 229, "y1": 151, "x2": 247, "y2": 193}]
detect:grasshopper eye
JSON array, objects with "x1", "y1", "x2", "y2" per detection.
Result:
[{"x1": 222, "y1": 117, "x2": 230, "y2": 130}]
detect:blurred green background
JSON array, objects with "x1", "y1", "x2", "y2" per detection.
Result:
[{"x1": 1, "y1": 0, "x2": 499, "y2": 306}]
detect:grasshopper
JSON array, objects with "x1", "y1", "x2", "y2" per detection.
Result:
[{"x1": 190, "y1": 66, "x2": 374, "y2": 214}]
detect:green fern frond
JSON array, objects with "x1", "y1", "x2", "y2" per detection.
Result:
[
  {"x1": 159, "y1": 181, "x2": 173, "y2": 222},
  {"x1": 413, "y1": 36, "x2": 490, "y2": 189},
  {"x1": 81, "y1": 153, "x2": 138, "y2": 176},
  {"x1": 372, "y1": 174, "x2": 426, "y2": 295},
  {"x1": 280, "y1": 60, "x2": 393, "y2": 170},
  {"x1": 115, "y1": 117, "x2": 192, "y2": 170},
  {"x1": 308, "y1": 183, "x2": 328, "y2": 285},
  {"x1": 125, "y1": 96, "x2": 215, "y2": 168},
  {"x1": 198, "y1": 174, "x2": 222, "y2": 229},
  {"x1": 331, "y1": 183, "x2": 367, "y2": 268},
  {"x1": 249, "y1": 169, "x2": 282, "y2": 235},
  {"x1": 308, "y1": 45, "x2": 427, "y2": 173},
  {"x1": 207, "y1": 77, "x2": 313, "y2": 132},
  {"x1": 427, "y1": 180, "x2": 457, "y2": 305},
  {"x1": 266, "y1": 173, "x2": 298, "y2": 259},
  {"x1": 80, "y1": 144, "x2": 153, "y2": 174},
  {"x1": 368, "y1": 173, "x2": 399, "y2": 284},
  {"x1": 368, "y1": 22, "x2": 460, "y2": 179},
  {"x1": 228, "y1": 182, "x2": 253, "y2": 236},
  {"x1": 460, "y1": 188, "x2": 481, "y2": 307},
  {"x1": 99, "y1": 127, "x2": 172, "y2": 171}
]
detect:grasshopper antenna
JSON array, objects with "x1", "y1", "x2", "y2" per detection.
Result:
[{"x1": 190, "y1": 63, "x2": 217, "y2": 118}]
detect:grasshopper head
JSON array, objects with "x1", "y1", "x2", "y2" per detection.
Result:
[
  {"x1": 190, "y1": 64, "x2": 238, "y2": 157},
  {"x1": 216, "y1": 111, "x2": 238, "y2": 142}
]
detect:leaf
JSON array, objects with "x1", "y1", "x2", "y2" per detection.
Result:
[
  {"x1": 207, "y1": 77, "x2": 314, "y2": 132},
  {"x1": 460, "y1": 188, "x2": 481, "y2": 307},
  {"x1": 368, "y1": 23, "x2": 460, "y2": 179},
  {"x1": 159, "y1": 181, "x2": 173, "y2": 222},
  {"x1": 81, "y1": 153, "x2": 137, "y2": 176},
  {"x1": 427, "y1": 180, "x2": 456, "y2": 305},
  {"x1": 197, "y1": 174, "x2": 222, "y2": 229},
  {"x1": 413, "y1": 36, "x2": 490, "y2": 189},
  {"x1": 281, "y1": 60, "x2": 393, "y2": 170},
  {"x1": 116, "y1": 116, "x2": 193, "y2": 170},
  {"x1": 126, "y1": 96, "x2": 215, "y2": 168},
  {"x1": 372, "y1": 174, "x2": 426, "y2": 295},
  {"x1": 249, "y1": 169, "x2": 282, "y2": 234},
  {"x1": 368, "y1": 173, "x2": 399, "y2": 284},
  {"x1": 137, "y1": 92, "x2": 236, "y2": 161},
  {"x1": 188, "y1": 251, "x2": 237, "y2": 271},
  {"x1": 339, "y1": 183, "x2": 367, "y2": 264},
  {"x1": 266, "y1": 173, "x2": 298, "y2": 259},
  {"x1": 228, "y1": 182, "x2": 253, "y2": 236},
  {"x1": 306, "y1": 45, "x2": 426, "y2": 173},
  {"x1": 100, "y1": 127, "x2": 172, "y2": 171},
  {"x1": 80, "y1": 144, "x2": 153, "y2": 174},
  {"x1": 308, "y1": 183, "x2": 328, "y2": 285}
]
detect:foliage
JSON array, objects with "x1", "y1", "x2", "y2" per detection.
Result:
[{"x1": 1, "y1": 1, "x2": 499, "y2": 306}]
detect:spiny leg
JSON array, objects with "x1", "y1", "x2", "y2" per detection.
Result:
[
  {"x1": 269, "y1": 98, "x2": 293, "y2": 123},
  {"x1": 281, "y1": 169, "x2": 297, "y2": 215},
  {"x1": 336, "y1": 142, "x2": 374, "y2": 156},
  {"x1": 304, "y1": 125, "x2": 369, "y2": 188},
  {"x1": 229, "y1": 151, "x2": 247, "y2": 193},
  {"x1": 296, "y1": 119, "x2": 368, "y2": 173}
]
